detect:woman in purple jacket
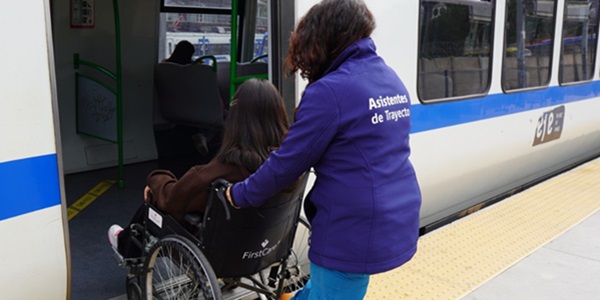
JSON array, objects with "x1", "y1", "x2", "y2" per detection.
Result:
[{"x1": 226, "y1": 0, "x2": 422, "y2": 298}]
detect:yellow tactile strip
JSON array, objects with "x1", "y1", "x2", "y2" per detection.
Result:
[
  {"x1": 365, "y1": 158, "x2": 600, "y2": 300},
  {"x1": 67, "y1": 180, "x2": 115, "y2": 220}
]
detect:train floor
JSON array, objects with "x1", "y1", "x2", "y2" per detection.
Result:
[
  {"x1": 66, "y1": 153, "x2": 209, "y2": 300},
  {"x1": 65, "y1": 156, "x2": 600, "y2": 300}
]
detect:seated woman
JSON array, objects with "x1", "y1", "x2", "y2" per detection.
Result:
[{"x1": 108, "y1": 78, "x2": 290, "y2": 258}]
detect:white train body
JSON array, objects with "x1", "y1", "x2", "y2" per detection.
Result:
[
  {"x1": 0, "y1": 1, "x2": 68, "y2": 299},
  {"x1": 2, "y1": 0, "x2": 600, "y2": 298}
]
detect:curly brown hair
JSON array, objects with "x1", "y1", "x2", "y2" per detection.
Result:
[{"x1": 284, "y1": 0, "x2": 375, "y2": 84}]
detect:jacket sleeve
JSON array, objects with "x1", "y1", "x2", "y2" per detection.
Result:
[
  {"x1": 147, "y1": 166, "x2": 209, "y2": 222},
  {"x1": 232, "y1": 82, "x2": 340, "y2": 207}
]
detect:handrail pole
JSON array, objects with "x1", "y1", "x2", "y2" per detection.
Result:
[
  {"x1": 71, "y1": 1, "x2": 124, "y2": 187},
  {"x1": 113, "y1": 0, "x2": 125, "y2": 188}
]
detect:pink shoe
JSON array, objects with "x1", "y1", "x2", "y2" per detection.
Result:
[{"x1": 108, "y1": 224, "x2": 123, "y2": 249}]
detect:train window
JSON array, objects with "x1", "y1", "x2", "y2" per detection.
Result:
[
  {"x1": 159, "y1": 11, "x2": 232, "y2": 62},
  {"x1": 559, "y1": 0, "x2": 600, "y2": 84},
  {"x1": 254, "y1": 4, "x2": 269, "y2": 60},
  {"x1": 502, "y1": 0, "x2": 557, "y2": 91},
  {"x1": 158, "y1": 1, "x2": 268, "y2": 63},
  {"x1": 418, "y1": 0, "x2": 494, "y2": 102},
  {"x1": 159, "y1": 1, "x2": 232, "y2": 62},
  {"x1": 163, "y1": 0, "x2": 231, "y2": 9}
]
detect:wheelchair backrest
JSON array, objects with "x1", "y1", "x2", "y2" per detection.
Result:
[{"x1": 200, "y1": 174, "x2": 309, "y2": 278}]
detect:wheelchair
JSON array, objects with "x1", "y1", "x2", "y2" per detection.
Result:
[{"x1": 113, "y1": 174, "x2": 310, "y2": 300}]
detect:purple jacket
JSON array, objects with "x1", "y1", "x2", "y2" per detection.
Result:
[{"x1": 232, "y1": 37, "x2": 422, "y2": 274}]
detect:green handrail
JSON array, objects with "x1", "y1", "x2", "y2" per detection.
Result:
[
  {"x1": 73, "y1": 0, "x2": 124, "y2": 188},
  {"x1": 73, "y1": 54, "x2": 117, "y2": 80}
]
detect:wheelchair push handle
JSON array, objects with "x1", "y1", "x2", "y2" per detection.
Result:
[
  {"x1": 212, "y1": 178, "x2": 231, "y2": 189},
  {"x1": 210, "y1": 178, "x2": 233, "y2": 221}
]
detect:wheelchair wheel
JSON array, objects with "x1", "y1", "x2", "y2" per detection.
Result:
[
  {"x1": 144, "y1": 235, "x2": 222, "y2": 300},
  {"x1": 284, "y1": 216, "x2": 311, "y2": 293},
  {"x1": 126, "y1": 277, "x2": 142, "y2": 300}
]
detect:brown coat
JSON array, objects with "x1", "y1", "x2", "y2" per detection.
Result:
[{"x1": 147, "y1": 158, "x2": 251, "y2": 223}]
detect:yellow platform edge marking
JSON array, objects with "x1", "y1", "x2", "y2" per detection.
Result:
[
  {"x1": 67, "y1": 180, "x2": 116, "y2": 221},
  {"x1": 365, "y1": 158, "x2": 600, "y2": 300}
]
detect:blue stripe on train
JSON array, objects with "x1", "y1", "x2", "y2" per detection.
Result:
[
  {"x1": 0, "y1": 154, "x2": 61, "y2": 221},
  {"x1": 1, "y1": 83, "x2": 598, "y2": 220},
  {"x1": 411, "y1": 80, "x2": 600, "y2": 133}
]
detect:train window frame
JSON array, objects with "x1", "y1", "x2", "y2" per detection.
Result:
[
  {"x1": 501, "y1": 0, "x2": 558, "y2": 93},
  {"x1": 158, "y1": 1, "x2": 232, "y2": 62},
  {"x1": 158, "y1": 0, "x2": 268, "y2": 63},
  {"x1": 417, "y1": 0, "x2": 496, "y2": 104},
  {"x1": 558, "y1": 0, "x2": 600, "y2": 86}
]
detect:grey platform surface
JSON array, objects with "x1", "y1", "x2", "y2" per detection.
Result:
[{"x1": 463, "y1": 209, "x2": 600, "y2": 300}]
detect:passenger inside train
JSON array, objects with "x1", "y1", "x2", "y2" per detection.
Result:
[
  {"x1": 108, "y1": 78, "x2": 290, "y2": 258},
  {"x1": 164, "y1": 40, "x2": 195, "y2": 65}
]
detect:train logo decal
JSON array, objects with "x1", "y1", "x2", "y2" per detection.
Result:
[{"x1": 533, "y1": 106, "x2": 565, "y2": 146}]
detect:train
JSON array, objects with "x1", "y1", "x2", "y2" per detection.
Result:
[{"x1": 2, "y1": 0, "x2": 600, "y2": 299}]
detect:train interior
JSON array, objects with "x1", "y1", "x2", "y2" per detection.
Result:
[{"x1": 49, "y1": 1, "x2": 299, "y2": 298}]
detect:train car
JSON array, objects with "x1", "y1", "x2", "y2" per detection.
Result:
[
  {"x1": 401, "y1": 0, "x2": 600, "y2": 230},
  {"x1": 2, "y1": 0, "x2": 600, "y2": 298}
]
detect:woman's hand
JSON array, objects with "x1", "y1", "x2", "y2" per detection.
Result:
[
  {"x1": 225, "y1": 185, "x2": 240, "y2": 209},
  {"x1": 143, "y1": 186, "x2": 152, "y2": 202}
]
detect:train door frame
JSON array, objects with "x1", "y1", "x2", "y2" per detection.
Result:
[
  {"x1": 269, "y1": 1, "x2": 297, "y2": 121},
  {"x1": 232, "y1": 0, "x2": 297, "y2": 121}
]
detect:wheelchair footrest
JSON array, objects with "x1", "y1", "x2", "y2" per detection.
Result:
[{"x1": 111, "y1": 246, "x2": 126, "y2": 267}]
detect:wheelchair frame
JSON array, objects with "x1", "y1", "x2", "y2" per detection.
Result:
[{"x1": 113, "y1": 176, "x2": 311, "y2": 300}]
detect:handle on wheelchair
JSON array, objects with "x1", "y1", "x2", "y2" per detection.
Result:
[{"x1": 211, "y1": 178, "x2": 232, "y2": 221}]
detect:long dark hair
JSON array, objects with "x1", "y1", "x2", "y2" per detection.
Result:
[
  {"x1": 284, "y1": 0, "x2": 375, "y2": 83},
  {"x1": 216, "y1": 79, "x2": 289, "y2": 172}
]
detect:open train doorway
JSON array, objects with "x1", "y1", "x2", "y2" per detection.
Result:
[{"x1": 48, "y1": 0, "x2": 297, "y2": 298}]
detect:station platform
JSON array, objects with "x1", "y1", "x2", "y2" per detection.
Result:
[
  {"x1": 66, "y1": 156, "x2": 600, "y2": 300},
  {"x1": 365, "y1": 157, "x2": 600, "y2": 300}
]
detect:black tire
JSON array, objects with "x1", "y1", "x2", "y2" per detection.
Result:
[
  {"x1": 143, "y1": 235, "x2": 222, "y2": 300},
  {"x1": 126, "y1": 277, "x2": 142, "y2": 300},
  {"x1": 284, "y1": 216, "x2": 311, "y2": 293}
]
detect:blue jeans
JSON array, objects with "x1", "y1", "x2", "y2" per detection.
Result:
[{"x1": 292, "y1": 263, "x2": 370, "y2": 300}]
